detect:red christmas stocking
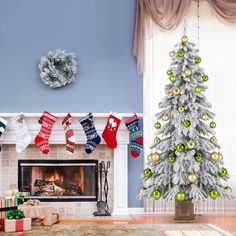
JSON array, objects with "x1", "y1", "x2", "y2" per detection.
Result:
[
  {"x1": 102, "y1": 113, "x2": 122, "y2": 149},
  {"x1": 62, "y1": 113, "x2": 75, "y2": 154},
  {"x1": 34, "y1": 111, "x2": 57, "y2": 154}
]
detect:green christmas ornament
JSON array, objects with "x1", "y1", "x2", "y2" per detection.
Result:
[
  {"x1": 195, "y1": 153, "x2": 203, "y2": 162},
  {"x1": 178, "y1": 50, "x2": 184, "y2": 57},
  {"x1": 202, "y1": 75, "x2": 209, "y2": 82},
  {"x1": 154, "y1": 122, "x2": 161, "y2": 129},
  {"x1": 143, "y1": 168, "x2": 152, "y2": 178},
  {"x1": 176, "y1": 192, "x2": 186, "y2": 201},
  {"x1": 176, "y1": 143, "x2": 185, "y2": 153},
  {"x1": 167, "y1": 70, "x2": 173, "y2": 76},
  {"x1": 168, "y1": 153, "x2": 176, "y2": 163},
  {"x1": 152, "y1": 189, "x2": 161, "y2": 200},
  {"x1": 210, "y1": 121, "x2": 216, "y2": 128},
  {"x1": 195, "y1": 56, "x2": 202, "y2": 63},
  {"x1": 195, "y1": 86, "x2": 202, "y2": 93},
  {"x1": 219, "y1": 168, "x2": 227, "y2": 177},
  {"x1": 169, "y1": 75, "x2": 176, "y2": 83},
  {"x1": 182, "y1": 119, "x2": 191, "y2": 128},
  {"x1": 209, "y1": 189, "x2": 219, "y2": 199}
]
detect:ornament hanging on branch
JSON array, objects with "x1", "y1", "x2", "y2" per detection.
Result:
[
  {"x1": 172, "y1": 87, "x2": 181, "y2": 96},
  {"x1": 201, "y1": 114, "x2": 209, "y2": 121},
  {"x1": 39, "y1": 49, "x2": 77, "y2": 88},
  {"x1": 178, "y1": 105, "x2": 185, "y2": 113},
  {"x1": 184, "y1": 68, "x2": 192, "y2": 77}
]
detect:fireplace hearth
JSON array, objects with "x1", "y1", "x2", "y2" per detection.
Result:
[{"x1": 18, "y1": 160, "x2": 98, "y2": 201}]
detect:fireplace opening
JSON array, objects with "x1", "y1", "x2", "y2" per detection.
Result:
[{"x1": 18, "y1": 160, "x2": 98, "y2": 202}]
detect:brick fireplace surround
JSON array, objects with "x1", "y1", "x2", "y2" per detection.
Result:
[{"x1": 0, "y1": 113, "x2": 141, "y2": 219}]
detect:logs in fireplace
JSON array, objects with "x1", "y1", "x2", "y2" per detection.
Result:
[
  {"x1": 34, "y1": 179, "x2": 83, "y2": 196},
  {"x1": 18, "y1": 160, "x2": 98, "y2": 201}
]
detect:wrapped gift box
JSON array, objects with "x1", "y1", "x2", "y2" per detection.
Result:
[
  {"x1": 0, "y1": 198, "x2": 18, "y2": 218},
  {"x1": 18, "y1": 204, "x2": 52, "y2": 219},
  {"x1": 33, "y1": 213, "x2": 60, "y2": 226},
  {"x1": 0, "y1": 198, "x2": 18, "y2": 230},
  {"x1": 18, "y1": 204, "x2": 59, "y2": 226},
  {"x1": 4, "y1": 218, "x2": 31, "y2": 233},
  {"x1": 19, "y1": 192, "x2": 30, "y2": 198}
]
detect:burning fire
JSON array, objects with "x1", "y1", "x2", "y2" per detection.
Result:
[{"x1": 45, "y1": 170, "x2": 64, "y2": 182}]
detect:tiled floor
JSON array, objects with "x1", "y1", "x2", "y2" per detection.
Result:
[{"x1": 61, "y1": 214, "x2": 236, "y2": 235}]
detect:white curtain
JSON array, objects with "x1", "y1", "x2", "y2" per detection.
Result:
[{"x1": 143, "y1": 1, "x2": 236, "y2": 213}]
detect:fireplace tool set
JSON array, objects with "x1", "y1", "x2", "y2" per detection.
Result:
[{"x1": 93, "y1": 161, "x2": 111, "y2": 216}]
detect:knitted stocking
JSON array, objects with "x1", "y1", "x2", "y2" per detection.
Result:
[
  {"x1": 102, "y1": 113, "x2": 122, "y2": 149},
  {"x1": 80, "y1": 113, "x2": 101, "y2": 154},
  {"x1": 125, "y1": 115, "x2": 143, "y2": 158},
  {"x1": 34, "y1": 111, "x2": 57, "y2": 154},
  {"x1": 62, "y1": 113, "x2": 75, "y2": 154},
  {"x1": 10, "y1": 113, "x2": 31, "y2": 153}
]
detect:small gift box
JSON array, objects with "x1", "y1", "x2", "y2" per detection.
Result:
[
  {"x1": 0, "y1": 198, "x2": 18, "y2": 219},
  {"x1": 4, "y1": 218, "x2": 31, "y2": 233},
  {"x1": 4, "y1": 189, "x2": 19, "y2": 200},
  {"x1": 4, "y1": 209, "x2": 31, "y2": 232},
  {"x1": 19, "y1": 191, "x2": 30, "y2": 197},
  {"x1": 33, "y1": 213, "x2": 60, "y2": 226}
]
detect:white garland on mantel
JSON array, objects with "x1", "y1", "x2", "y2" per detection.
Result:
[{"x1": 0, "y1": 113, "x2": 143, "y2": 118}]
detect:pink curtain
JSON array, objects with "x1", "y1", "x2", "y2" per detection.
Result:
[{"x1": 134, "y1": 0, "x2": 236, "y2": 73}]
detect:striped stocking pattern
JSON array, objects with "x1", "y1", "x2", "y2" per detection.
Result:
[
  {"x1": 125, "y1": 115, "x2": 143, "y2": 158},
  {"x1": 62, "y1": 113, "x2": 75, "y2": 154},
  {"x1": 10, "y1": 113, "x2": 31, "y2": 153},
  {"x1": 80, "y1": 113, "x2": 101, "y2": 154},
  {"x1": 0, "y1": 117, "x2": 8, "y2": 152},
  {"x1": 34, "y1": 111, "x2": 57, "y2": 154}
]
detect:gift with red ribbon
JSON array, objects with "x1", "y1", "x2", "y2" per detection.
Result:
[
  {"x1": 4, "y1": 209, "x2": 31, "y2": 232},
  {"x1": 4, "y1": 218, "x2": 31, "y2": 233}
]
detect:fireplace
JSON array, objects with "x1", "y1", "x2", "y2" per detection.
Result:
[
  {"x1": 18, "y1": 160, "x2": 98, "y2": 201},
  {"x1": 1, "y1": 113, "x2": 132, "y2": 216}
]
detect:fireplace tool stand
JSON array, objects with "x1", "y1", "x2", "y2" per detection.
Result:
[{"x1": 93, "y1": 161, "x2": 111, "y2": 216}]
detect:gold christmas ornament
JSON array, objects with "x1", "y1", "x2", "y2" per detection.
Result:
[
  {"x1": 184, "y1": 68, "x2": 192, "y2": 76},
  {"x1": 187, "y1": 140, "x2": 195, "y2": 149},
  {"x1": 224, "y1": 186, "x2": 232, "y2": 192},
  {"x1": 162, "y1": 114, "x2": 169, "y2": 121},
  {"x1": 172, "y1": 87, "x2": 181, "y2": 96},
  {"x1": 147, "y1": 153, "x2": 153, "y2": 161},
  {"x1": 169, "y1": 51, "x2": 175, "y2": 57},
  {"x1": 151, "y1": 152, "x2": 161, "y2": 162},
  {"x1": 210, "y1": 136, "x2": 217, "y2": 144},
  {"x1": 181, "y1": 35, "x2": 188, "y2": 44},
  {"x1": 154, "y1": 137, "x2": 161, "y2": 144},
  {"x1": 218, "y1": 153, "x2": 223, "y2": 161},
  {"x1": 178, "y1": 106, "x2": 185, "y2": 113},
  {"x1": 139, "y1": 187, "x2": 146, "y2": 193},
  {"x1": 202, "y1": 114, "x2": 209, "y2": 121},
  {"x1": 188, "y1": 173, "x2": 197, "y2": 183},
  {"x1": 210, "y1": 151, "x2": 219, "y2": 161}
]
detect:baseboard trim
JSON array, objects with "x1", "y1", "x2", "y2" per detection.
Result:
[
  {"x1": 128, "y1": 208, "x2": 236, "y2": 215},
  {"x1": 128, "y1": 208, "x2": 145, "y2": 214}
]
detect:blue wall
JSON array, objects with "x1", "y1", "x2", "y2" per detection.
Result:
[{"x1": 0, "y1": 0, "x2": 143, "y2": 208}]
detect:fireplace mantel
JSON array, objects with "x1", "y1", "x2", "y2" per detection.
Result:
[
  {"x1": 0, "y1": 112, "x2": 143, "y2": 215},
  {"x1": 0, "y1": 113, "x2": 142, "y2": 145}
]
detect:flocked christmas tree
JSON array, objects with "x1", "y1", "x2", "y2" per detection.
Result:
[{"x1": 139, "y1": 36, "x2": 233, "y2": 202}]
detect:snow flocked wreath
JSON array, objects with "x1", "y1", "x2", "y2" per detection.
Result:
[{"x1": 39, "y1": 49, "x2": 77, "y2": 88}]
